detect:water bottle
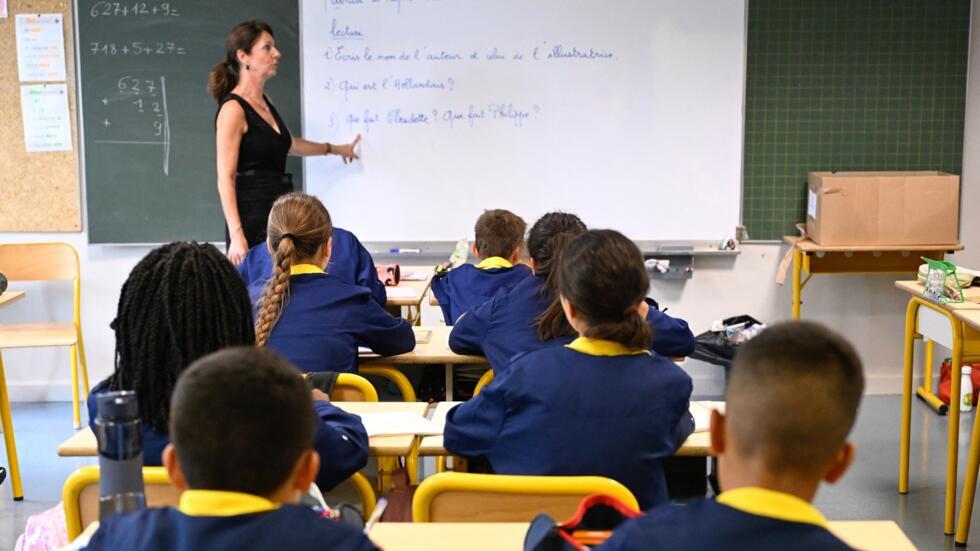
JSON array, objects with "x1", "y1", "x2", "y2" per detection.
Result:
[
  {"x1": 961, "y1": 367, "x2": 974, "y2": 412},
  {"x1": 93, "y1": 391, "x2": 146, "y2": 519}
]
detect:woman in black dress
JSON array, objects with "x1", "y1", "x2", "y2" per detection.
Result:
[{"x1": 208, "y1": 20, "x2": 360, "y2": 265}]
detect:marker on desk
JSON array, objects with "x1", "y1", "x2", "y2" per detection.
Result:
[
  {"x1": 390, "y1": 248, "x2": 421, "y2": 254},
  {"x1": 363, "y1": 497, "x2": 388, "y2": 533}
]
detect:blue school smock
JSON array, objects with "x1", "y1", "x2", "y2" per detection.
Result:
[
  {"x1": 248, "y1": 264, "x2": 415, "y2": 374},
  {"x1": 443, "y1": 337, "x2": 694, "y2": 510},
  {"x1": 87, "y1": 380, "x2": 369, "y2": 491},
  {"x1": 597, "y1": 487, "x2": 853, "y2": 551},
  {"x1": 430, "y1": 257, "x2": 532, "y2": 324},
  {"x1": 448, "y1": 274, "x2": 696, "y2": 374},
  {"x1": 81, "y1": 490, "x2": 378, "y2": 551},
  {"x1": 236, "y1": 227, "x2": 387, "y2": 306}
]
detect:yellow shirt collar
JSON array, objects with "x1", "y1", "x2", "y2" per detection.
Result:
[
  {"x1": 178, "y1": 489, "x2": 280, "y2": 517},
  {"x1": 290, "y1": 263, "x2": 325, "y2": 276},
  {"x1": 716, "y1": 487, "x2": 828, "y2": 528},
  {"x1": 565, "y1": 336, "x2": 651, "y2": 357},
  {"x1": 475, "y1": 257, "x2": 514, "y2": 270}
]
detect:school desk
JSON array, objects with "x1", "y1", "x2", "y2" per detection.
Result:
[
  {"x1": 418, "y1": 401, "x2": 712, "y2": 458},
  {"x1": 0, "y1": 291, "x2": 24, "y2": 308},
  {"x1": 946, "y1": 308, "x2": 980, "y2": 545},
  {"x1": 783, "y1": 236, "x2": 962, "y2": 320},
  {"x1": 384, "y1": 266, "x2": 434, "y2": 325},
  {"x1": 366, "y1": 520, "x2": 915, "y2": 551},
  {"x1": 56, "y1": 402, "x2": 431, "y2": 459},
  {"x1": 896, "y1": 280, "x2": 980, "y2": 536},
  {"x1": 360, "y1": 326, "x2": 486, "y2": 401}
]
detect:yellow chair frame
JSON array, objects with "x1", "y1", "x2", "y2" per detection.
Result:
[
  {"x1": 333, "y1": 373, "x2": 380, "y2": 402},
  {"x1": 0, "y1": 243, "x2": 89, "y2": 500},
  {"x1": 359, "y1": 365, "x2": 417, "y2": 402},
  {"x1": 63, "y1": 467, "x2": 377, "y2": 541},
  {"x1": 412, "y1": 472, "x2": 639, "y2": 522}
]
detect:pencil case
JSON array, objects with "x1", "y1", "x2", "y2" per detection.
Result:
[{"x1": 376, "y1": 264, "x2": 400, "y2": 286}]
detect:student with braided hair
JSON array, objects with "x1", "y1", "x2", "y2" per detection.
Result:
[
  {"x1": 444, "y1": 230, "x2": 694, "y2": 510},
  {"x1": 250, "y1": 192, "x2": 415, "y2": 373},
  {"x1": 87, "y1": 242, "x2": 368, "y2": 490}
]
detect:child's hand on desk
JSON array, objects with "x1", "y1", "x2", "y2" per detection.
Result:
[{"x1": 311, "y1": 389, "x2": 331, "y2": 402}]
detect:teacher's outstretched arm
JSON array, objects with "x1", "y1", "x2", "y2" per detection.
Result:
[
  {"x1": 290, "y1": 134, "x2": 361, "y2": 165},
  {"x1": 215, "y1": 100, "x2": 248, "y2": 265}
]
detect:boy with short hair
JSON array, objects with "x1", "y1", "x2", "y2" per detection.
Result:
[
  {"x1": 79, "y1": 347, "x2": 377, "y2": 551},
  {"x1": 598, "y1": 321, "x2": 863, "y2": 550},
  {"x1": 431, "y1": 208, "x2": 531, "y2": 324}
]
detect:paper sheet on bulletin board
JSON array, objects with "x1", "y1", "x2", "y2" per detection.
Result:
[{"x1": 0, "y1": 0, "x2": 81, "y2": 232}]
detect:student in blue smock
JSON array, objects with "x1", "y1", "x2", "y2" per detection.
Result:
[
  {"x1": 444, "y1": 230, "x2": 694, "y2": 510},
  {"x1": 77, "y1": 347, "x2": 377, "y2": 551},
  {"x1": 449, "y1": 212, "x2": 695, "y2": 375},
  {"x1": 87, "y1": 242, "x2": 368, "y2": 491},
  {"x1": 251, "y1": 192, "x2": 415, "y2": 373},
  {"x1": 598, "y1": 321, "x2": 863, "y2": 550},
  {"x1": 431, "y1": 209, "x2": 531, "y2": 324},
  {"x1": 236, "y1": 226, "x2": 387, "y2": 306}
]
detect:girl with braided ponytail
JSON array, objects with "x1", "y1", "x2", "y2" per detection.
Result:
[
  {"x1": 249, "y1": 192, "x2": 415, "y2": 373},
  {"x1": 449, "y1": 212, "x2": 695, "y2": 376},
  {"x1": 444, "y1": 230, "x2": 695, "y2": 511}
]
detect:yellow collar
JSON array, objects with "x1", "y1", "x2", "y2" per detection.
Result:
[
  {"x1": 565, "y1": 337, "x2": 651, "y2": 357},
  {"x1": 475, "y1": 257, "x2": 514, "y2": 270},
  {"x1": 716, "y1": 487, "x2": 828, "y2": 528},
  {"x1": 290, "y1": 263, "x2": 325, "y2": 276},
  {"x1": 178, "y1": 490, "x2": 280, "y2": 517}
]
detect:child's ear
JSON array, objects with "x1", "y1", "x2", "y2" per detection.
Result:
[
  {"x1": 508, "y1": 246, "x2": 524, "y2": 265},
  {"x1": 709, "y1": 409, "x2": 727, "y2": 456},
  {"x1": 162, "y1": 444, "x2": 189, "y2": 491},
  {"x1": 293, "y1": 450, "x2": 321, "y2": 494},
  {"x1": 470, "y1": 242, "x2": 480, "y2": 259},
  {"x1": 559, "y1": 294, "x2": 576, "y2": 324},
  {"x1": 822, "y1": 442, "x2": 856, "y2": 484}
]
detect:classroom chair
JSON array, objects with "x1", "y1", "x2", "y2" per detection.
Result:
[
  {"x1": 412, "y1": 472, "x2": 639, "y2": 522},
  {"x1": 359, "y1": 366, "x2": 417, "y2": 402},
  {"x1": 435, "y1": 371, "x2": 494, "y2": 474},
  {"x1": 0, "y1": 243, "x2": 89, "y2": 499},
  {"x1": 62, "y1": 466, "x2": 377, "y2": 541}
]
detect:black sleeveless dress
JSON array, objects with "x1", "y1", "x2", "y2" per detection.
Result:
[{"x1": 218, "y1": 93, "x2": 293, "y2": 249}]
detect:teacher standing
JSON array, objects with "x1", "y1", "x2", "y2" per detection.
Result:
[{"x1": 208, "y1": 20, "x2": 361, "y2": 265}]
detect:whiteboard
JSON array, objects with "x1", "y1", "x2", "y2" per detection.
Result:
[{"x1": 301, "y1": 0, "x2": 746, "y2": 242}]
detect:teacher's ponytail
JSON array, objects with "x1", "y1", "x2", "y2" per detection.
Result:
[
  {"x1": 557, "y1": 229, "x2": 653, "y2": 350},
  {"x1": 255, "y1": 193, "x2": 333, "y2": 347},
  {"x1": 208, "y1": 20, "x2": 274, "y2": 103}
]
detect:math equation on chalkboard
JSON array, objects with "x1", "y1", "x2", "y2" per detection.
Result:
[{"x1": 92, "y1": 76, "x2": 171, "y2": 175}]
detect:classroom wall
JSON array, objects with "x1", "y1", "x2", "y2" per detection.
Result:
[{"x1": 2, "y1": 5, "x2": 978, "y2": 401}]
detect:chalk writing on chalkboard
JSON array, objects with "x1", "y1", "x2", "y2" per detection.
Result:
[
  {"x1": 93, "y1": 75, "x2": 171, "y2": 175},
  {"x1": 88, "y1": 2, "x2": 181, "y2": 18}
]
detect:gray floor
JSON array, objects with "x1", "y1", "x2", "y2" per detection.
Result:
[{"x1": 0, "y1": 396, "x2": 976, "y2": 549}]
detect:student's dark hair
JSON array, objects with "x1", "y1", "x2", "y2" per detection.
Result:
[
  {"x1": 208, "y1": 20, "x2": 274, "y2": 102},
  {"x1": 557, "y1": 230, "x2": 652, "y2": 349},
  {"x1": 727, "y1": 321, "x2": 864, "y2": 475},
  {"x1": 474, "y1": 209, "x2": 526, "y2": 259},
  {"x1": 255, "y1": 192, "x2": 333, "y2": 347},
  {"x1": 528, "y1": 212, "x2": 587, "y2": 341},
  {"x1": 170, "y1": 347, "x2": 316, "y2": 496},
  {"x1": 107, "y1": 242, "x2": 255, "y2": 433}
]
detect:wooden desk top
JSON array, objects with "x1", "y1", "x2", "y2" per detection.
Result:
[
  {"x1": 418, "y1": 402, "x2": 712, "y2": 457},
  {"x1": 785, "y1": 236, "x2": 963, "y2": 253},
  {"x1": 894, "y1": 280, "x2": 980, "y2": 310},
  {"x1": 368, "y1": 520, "x2": 914, "y2": 551},
  {"x1": 57, "y1": 402, "x2": 431, "y2": 459},
  {"x1": 385, "y1": 266, "x2": 434, "y2": 307},
  {"x1": 360, "y1": 326, "x2": 487, "y2": 365},
  {"x1": 0, "y1": 291, "x2": 25, "y2": 308}
]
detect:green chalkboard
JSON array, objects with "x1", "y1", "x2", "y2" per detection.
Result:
[
  {"x1": 743, "y1": 0, "x2": 970, "y2": 241},
  {"x1": 77, "y1": 1, "x2": 302, "y2": 244}
]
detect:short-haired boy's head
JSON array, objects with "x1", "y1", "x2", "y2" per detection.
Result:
[
  {"x1": 474, "y1": 209, "x2": 526, "y2": 259},
  {"x1": 726, "y1": 321, "x2": 864, "y2": 476},
  {"x1": 169, "y1": 346, "x2": 316, "y2": 497}
]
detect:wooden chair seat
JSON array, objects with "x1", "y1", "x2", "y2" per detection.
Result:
[{"x1": 0, "y1": 323, "x2": 78, "y2": 348}]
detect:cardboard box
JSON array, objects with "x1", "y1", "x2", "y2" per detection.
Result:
[{"x1": 806, "y1": 171, "x2": 960, "y2": 246}]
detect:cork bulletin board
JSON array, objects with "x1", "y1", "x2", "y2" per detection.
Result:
[{"x1": 0, "y1": 0, "x2": 81, "y2": 232}]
